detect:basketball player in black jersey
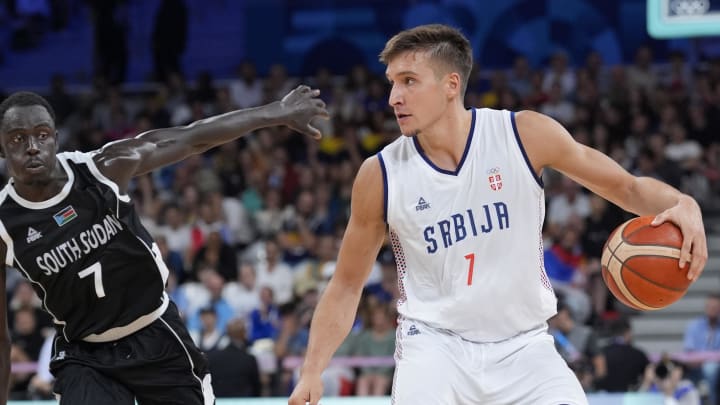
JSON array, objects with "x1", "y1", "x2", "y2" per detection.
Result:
[{"x1": 0, "y1": 86, "x2": 328, "y2": 404}]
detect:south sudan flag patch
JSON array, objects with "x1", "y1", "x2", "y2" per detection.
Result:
[{"x1": 53, "y1": 205, "x2": 78, "y2": 227}]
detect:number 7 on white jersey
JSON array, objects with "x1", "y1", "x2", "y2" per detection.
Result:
[{"x1": 78, "y1": 262, "x2": 106, "y2": 298}]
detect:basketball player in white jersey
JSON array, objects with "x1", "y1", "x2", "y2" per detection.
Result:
[{"x1": 289, "y1": 24, "x2": 708, "y2": 405}]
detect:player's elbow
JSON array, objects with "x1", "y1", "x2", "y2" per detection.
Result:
[{"x1": 327, "y1": 267, "x2": 367, "y2": 295}]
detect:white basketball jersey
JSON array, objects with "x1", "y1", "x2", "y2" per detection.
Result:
[{"x1": 378, "y1": 108, "x2": 557, "y2": 342}]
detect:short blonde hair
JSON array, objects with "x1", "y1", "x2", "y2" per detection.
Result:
[{"x1": 379, "y1": 24, "x2": 473, "y2": 95}]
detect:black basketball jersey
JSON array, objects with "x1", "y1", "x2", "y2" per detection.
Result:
[{"x1": 0, "y1": 152, "x2": 169, "y2": 342}]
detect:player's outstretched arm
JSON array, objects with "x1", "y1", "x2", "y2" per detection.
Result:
[
  {"x1": 288, "y1": 157, "x2": 386, "y2": 405},
  {"x1": 0, "y1": 243, "x2": 9, "y2": 405},
  {"x1": 514, "y1": 110, "x2": 707, "y2": 280},
  {"x1": 93, "y1": 85, "x2": 329, "y2": 192}
]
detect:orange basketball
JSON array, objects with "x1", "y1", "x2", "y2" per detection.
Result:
[{"x1": 601, "y1": 216, "x2": 689, "y2": 311}]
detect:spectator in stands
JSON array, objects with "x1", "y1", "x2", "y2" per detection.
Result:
[
  {"x1": 255, "y1": 188, "x2": 285, "y2": 238},
  {"x1": 156, "y1": 233, "x2": 186, "y2": 284},
  {"x1": 364, "y1": 247, "x2": 399, "y2": 304},
  {"x1": 543, "y1": 51, "x2": 576, "y2": 96},
  {"x1": 9, "y1": 306, "x2": 45, "y2": 399},
  {"x1": 8, "y1": 280, "x2": 52, "y2": 335},
  {"x1": 248, "y1": 286, "x2": 281, "y2": 343},
  {"x1": 638, "y1": 359, "x2": 700, "y2": 405},
  {"x1": 229, "y1": 61, "x2": 264, "y2": 109},
  {"x1": 255, "y1": 237, "x2": 295, "y2": 305},
  {"x1": 626, "y1": 46, "x2": 658, "y2": 97},
  {"x1": 595, "y1": 317, "x2": 650, "y2": 392},
  {"x1": 189, "y1": 306, "x2": 224, "y2": 352},
  {"x1": 508, "y1": 55, "x2": 533, "y2": 99},
  {"x1": 580, "y1": 194, "x2": 626, "y2": 323},
  {"x1": 540, "y1": 81, "x2": 575, "y2": 125},
  {"x1": 27, "y1": 331, "x2": 55, "y2": 400},
  {"x1": 186, "y1": 269, "x2": 234, "y2": 336},
  {"x1": 206, "y1": 318, "x2": 261, "y2": 397},
  {"x1": 548, "y1": 301, "x2": 602, "y2": 390},
  {"x1": 547, "y1": 175, "x2": 591, "y2": 234},
  {"x1": 543, "y1": 226, "x2": 592, "y2": 324},
  {"x1": 222, "y1": 262, "x2": 261, "y2": 322},
  {"x1": 192, "y1": 229, "x2": 237, "y2": 282},
  {"x1": 683, "y1": 293, "x2": 720, "y2": 404},
  {"x1": 158, "y1": 203, "x2": 192, "y2": 262},
  {"x1": 351, "y1": 302, "x2": 396, "y2": 396},
  {"x1": 294, "y1": 234, "x2": 337, "y2": 296}
]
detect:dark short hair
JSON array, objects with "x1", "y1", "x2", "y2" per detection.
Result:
[
  {"x1": 199, "y1": 306, "x2": 216, "y2": 316},
  {"x1": 609, "y1": 317, "x2": 631, "y2": 337},
  {"x1": 379, "y1": 24, "x2": 473, "y2": 95},
  {"x1": 0, "y1": 91, "x2": 56, "y2": 130}
]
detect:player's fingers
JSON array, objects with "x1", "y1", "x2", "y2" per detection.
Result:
[
  {"x1": 651, "y1": 211, "x2": 669, "y2": 226},
  {"x1": 688, "y1": 237, "x2": 708, "y2": 282},
  {"x1": 315, "y1": 106, "x2": 330, "y2": 119},
  {"x1": 309, "y1": 389, "x2": 322, "y2": 405},
  {"x1": 305, "y1": 124, "x2": 322, "y2": 140},
  {"x1": 679, "y1": 234, "x2": 692, "y2": 271}
]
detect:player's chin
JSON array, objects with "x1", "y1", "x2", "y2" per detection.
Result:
[{"x1": 400, "y1": 127, "x2": 419, "y2": 137}]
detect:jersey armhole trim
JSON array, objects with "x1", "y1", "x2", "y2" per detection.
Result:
[
  {"x1": 0, "y1": 218, "x2": 14, "y2": 267},
  {"x1": 377, "y1": 152, "x2": 389, "y2": 223},
  {"x1": 84, "y1": 152, "x2": 131, "y2": 203},
  {"x1": 510, "y1": 111, "x2": 544, "y2": 188}
]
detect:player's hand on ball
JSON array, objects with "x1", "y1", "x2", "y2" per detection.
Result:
[
  {"x1": 277, "y1": 85, "x2": 330, "y2": 140},
  {"x1": 288, "y1": 373, "x2": 323, "y2": 405},
  {"x1": 651, "y1": 195, "x2": 708, "y2": 281}
]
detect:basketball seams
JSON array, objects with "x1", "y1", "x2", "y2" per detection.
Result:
[
  {"x1": 612, "y1": 245, "x2": 681, "y2": 262},
  {"x1": 621, "y1": 223, "x2": 683, "y2": 249},
  {"x1": 618, "y1": 271, "x2": 661, "y2": 310},
  {"x1": 622, "y1": 260, "x2": 687, "y2": 292},
  {"x1": 606, "y1": 249, "x2": 655, "y2": 310},
  {"x1": 602, "y1": 220, "x2": 655, "y2": 310}
]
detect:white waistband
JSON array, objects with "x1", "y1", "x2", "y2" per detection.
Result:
[
  {"x1": 82, "y1": 295, "x2": 169, "y2": 343},
  {"x1": 402, "y1": 316, "x2": 547, "y2": 344}
]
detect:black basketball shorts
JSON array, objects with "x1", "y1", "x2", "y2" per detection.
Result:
[{"x1": 50, "y1": 301, "x2": 215, "y2": 405}]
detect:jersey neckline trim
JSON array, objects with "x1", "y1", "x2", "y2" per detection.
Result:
[
  {"x1": 411, "y1": 108, "x2": 476, "y2": 176},
  {"x1": 6, "y1": 154, "x2": 74, "y2": 210}
]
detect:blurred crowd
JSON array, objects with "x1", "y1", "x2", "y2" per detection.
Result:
[{"x1": 1, "y1": 45, "x2": 720, "y2": 403}]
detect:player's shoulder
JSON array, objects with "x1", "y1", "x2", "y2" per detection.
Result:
[
  {"x1": 351, "y1": 156, "x2": 385, "y2": 222},
  {"x1": 57, "y1": 150, "x2": 93, "y2": 165},
  {"x1": 514, "y1": 109, "x2": 552, "y2": 127},
  {"x1": 357, "y1": 155, "x2": 383, "y2": 183}
]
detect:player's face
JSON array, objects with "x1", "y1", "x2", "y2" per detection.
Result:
[
  {"x1": 0, "y1": 105, "x2": 59, "y2": 184},
  {"x1": 386, "y1": 51, "x2": 450, "y2": 136}
]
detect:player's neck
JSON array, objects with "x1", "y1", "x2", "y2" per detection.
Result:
[
  {"x1": 415, "y1": 105, "x2": 473, "y2": 169},
  {"x1": 13, "y1": 161, "x2": 68, "y2": 202}
]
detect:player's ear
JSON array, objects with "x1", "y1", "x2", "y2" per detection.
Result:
[
  {"x1": 54, "y1": 131, "x2": 59, "y2": 152},
  {"x1": 446, "y1": 72, "x2": 461, "y2": 98}
]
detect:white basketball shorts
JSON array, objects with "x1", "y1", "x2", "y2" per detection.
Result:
[{"x1": 391, "y1": 318, "x2": 588, "y2": 405}]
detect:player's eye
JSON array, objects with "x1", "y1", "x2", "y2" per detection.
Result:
[
  {"x1": 38, "y1": 132, "x2": 49, "y2": 140},
  {"x1": 12, "y1": 134, "x2": 23, "y2": 143},
  {"x1": 405, "y1": 77, "x2": 415, "y2": 85}
]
